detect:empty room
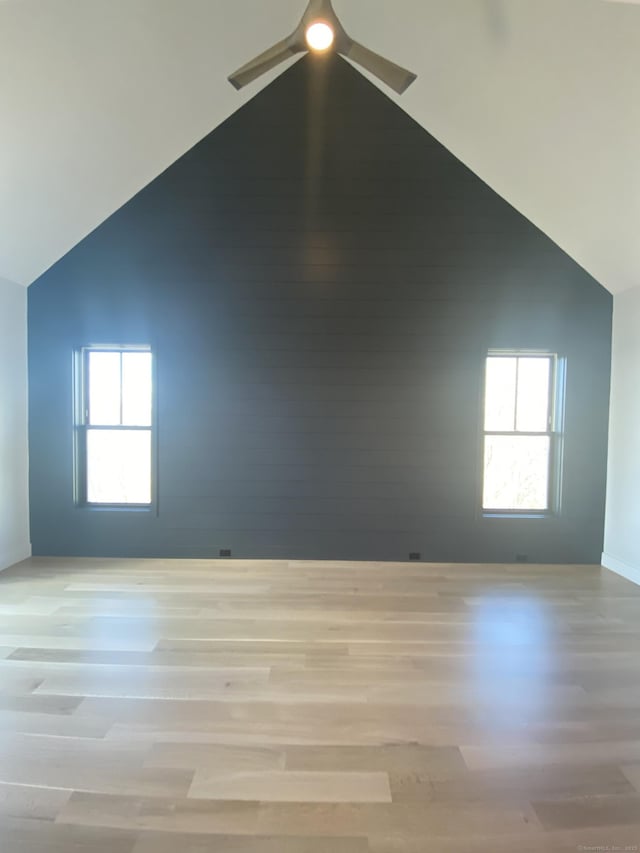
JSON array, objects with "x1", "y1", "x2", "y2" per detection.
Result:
[{"x1": 1, "y1": 0, "x2": 640, "y2": 851}]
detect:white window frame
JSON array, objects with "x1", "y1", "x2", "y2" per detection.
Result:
[
  {"x1": 481, "y1": 350, "x2": 565, "y2": 517},
  {"x1": 74, "y1": 344, "x2": 155, "y2": 508}
]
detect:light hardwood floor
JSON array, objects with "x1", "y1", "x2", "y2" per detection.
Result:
[{"x1": 0, "y1": 557, "x2": 639, "y2": 852}]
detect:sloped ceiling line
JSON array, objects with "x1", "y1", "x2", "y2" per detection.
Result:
[{"x1": 1, "y1": 0, "x2": 639, "y2": 293}]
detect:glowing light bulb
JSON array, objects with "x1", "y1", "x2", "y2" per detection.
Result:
[{"x1": 305, "y1": 21, "x2": 335, "y2": 52}]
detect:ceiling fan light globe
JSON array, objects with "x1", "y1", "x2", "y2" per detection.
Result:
[{"x1": 305, "y1": 21, "x2": 335, "y2": 52}]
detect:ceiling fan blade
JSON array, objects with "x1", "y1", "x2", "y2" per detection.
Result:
[
  {"x1": 342, "y1": 41, "x2": 417, "y2": 94},
  {"x1": 228, "y1": 37, "x2": 304, "y2": 90}
]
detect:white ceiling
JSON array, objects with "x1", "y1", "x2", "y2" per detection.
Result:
[{"x1": 1, "y1": 0, "x2": 639, "y2": 293}]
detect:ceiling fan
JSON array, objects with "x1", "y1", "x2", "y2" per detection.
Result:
[{"x1": 228, "y1": 0, "x2": 417, "y2": 95}]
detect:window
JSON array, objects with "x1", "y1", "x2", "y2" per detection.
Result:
[
  {"x1": 482, "y1": 352, "x2": 562, "y2": 514},
  {"x1": 75, "y1": 346, "x2": 153, "y2": 506}
]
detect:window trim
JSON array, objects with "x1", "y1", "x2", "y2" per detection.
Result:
[
  {"x1": 480, "y1": 350, "x2": 565, "y2": 518},
  {"x1": 73, "y1": 344, "x2": 156, "y2": 510}
]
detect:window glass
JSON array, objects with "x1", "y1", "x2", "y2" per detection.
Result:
[
  {"x1": 484, "y1": 357, "x2": 517, "y2": 432},
  {"x1": 87, "y1": 430, "x2": 152, "y2": 505},
  {"x1": 88, "y1": 351, "x2": 121, "y2": 425},
  {"x1": 516, "y1": 358, "x2": 550, "y2": 433},
  {"x1": 122, "y1": 352, "x2": 153, "y2": 426},
  {"x1": 483, "y1": 435, "x2": 550, "y2": 511}
]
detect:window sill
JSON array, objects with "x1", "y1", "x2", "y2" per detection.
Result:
[
  {"x1": 482, "y1": 511, "x2": 552, "y2": 520},
  {"x1": 77, "y1": 504, "x2": 154, "y2": 513}
]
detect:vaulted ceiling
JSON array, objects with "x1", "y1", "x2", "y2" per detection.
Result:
[{"x1": 1, "y1": 0, "x2": 639, "y2": 293}]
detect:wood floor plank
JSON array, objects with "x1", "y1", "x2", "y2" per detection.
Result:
[
  {"x1": 394, "y1": 763, "x2": 636, "y2": 804},
  {"x1": 0, "y1": 708, "x2": 111, "y2": 738},
  {"x1": 0, "y1": 556, "x2": 638, "y2": 852},
  {"x1": 55, "y1": 790, "x2": 541, "y2": 837},
  {"x1": 532, "y1": 793, "x2": 640, "y2": 830},
  {"x1": 0, "y1": 692, "x2": 84, "y2": 715},
  {"x1": 621, "y1": 763, "x2": 640, "y2": 791},
  {"x1": 0, "y1": 816, "x2": 136, "y2": 853},
  {"x1": 285, "y1": 744, "x2": 466, "y2": 778},
  {"x1": 145, "y1": 743, "x2": 286, "y2": 773},
  {"x1": 34, "y1": 664, "x2": 271, "y2": 700},
  {"x1": 369, "y1": 824, "x2": 640, "y2": 852},
  {"x1": 188, "y1": 769, "x2": 392, "y2": 803},
  {"x1": 461, "y1": 741, "x2": 640, "y2": 771},
  {"x1": 0, "y1": 634, "x2": 159, "y2": 652},
  {"x1": 0, "y1": 733, "x2": 194, "y2": 798},
  {"x1": 0, "y1": 782, "x2": 71, "y2": 821},
  {"x1": 132, "y1": 833, "x2": 370, "y2": 852}
]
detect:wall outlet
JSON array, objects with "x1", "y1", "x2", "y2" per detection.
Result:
[
  {"x1": 219, "y1": 549, "x2": 232, "y2": 558},
  {"x1": 409, "y1": 552, "x2": 421, "y2": 561},
  {"x1": 516, "y1": 553, "x2": 528, "y2": 563}
]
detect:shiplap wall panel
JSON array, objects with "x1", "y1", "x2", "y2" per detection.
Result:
[{"x1": 28, "y1": 56, "x2": 611, "y2": 562}]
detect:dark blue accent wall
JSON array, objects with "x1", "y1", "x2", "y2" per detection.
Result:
[{"x1": 28, "y1": 55, "x2": 612, "y2": 562}]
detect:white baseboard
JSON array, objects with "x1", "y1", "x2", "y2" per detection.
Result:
[
  {"x1": 602, "y1": 552, "x2": 640, "y2": 587},
  {"x1": 0, "y1": 542, "x2": 31, "y2": 573}
]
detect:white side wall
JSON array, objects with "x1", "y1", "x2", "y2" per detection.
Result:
[
  {"x1": 603, "y1": 285, "x2": 640, "y2": 585},
  {"x1": 0, "y1": 277, "x2": 30, "y2": 570}
]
